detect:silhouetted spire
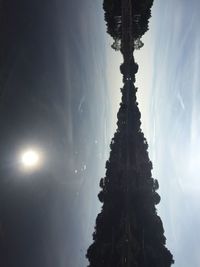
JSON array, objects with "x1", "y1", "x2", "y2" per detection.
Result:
[{"x1": 86, "y1": 0, "x2": 174, "y2": 266}]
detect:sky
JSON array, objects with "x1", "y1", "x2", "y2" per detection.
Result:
[
  {"x1": 0, "y1": 0, "x2": 199, "y2": 266},
  {"x1": 135, "y1": 0, "x2": 200, "y2": 266},
  {"x1": 0, "y1": 1, "x2": 112, "y2": 266}
]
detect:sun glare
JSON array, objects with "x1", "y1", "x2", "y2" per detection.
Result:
[{"x1": 21, "y1": 149, "x2": 41, "y2": 169}]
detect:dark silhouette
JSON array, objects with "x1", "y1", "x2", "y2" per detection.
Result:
[
  {"x1": 86, "y1": 0, "x2": 174, "y2": 266},
  {"x1": 103, "y1": 0, "x2": 153, "y2": 51}
]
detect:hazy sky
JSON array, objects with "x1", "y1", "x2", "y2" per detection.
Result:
[
  {"x1": 134, "y1": 0, "x2": 200, "y2": 266},
  {"x1": 0, "y1": 0, "x2": 199, "y2": 266},
  {"x1": 0, "y1": 1, "x2": 112, "y2": 266}
]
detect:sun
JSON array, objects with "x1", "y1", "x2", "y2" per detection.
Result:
[{"x1": 21, "y1": 149, "x2": 41, "y2": 169}]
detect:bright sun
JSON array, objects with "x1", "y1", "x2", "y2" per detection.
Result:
[{"x1": 21, "y1": 149, "x2": 41, "y2": 169}]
